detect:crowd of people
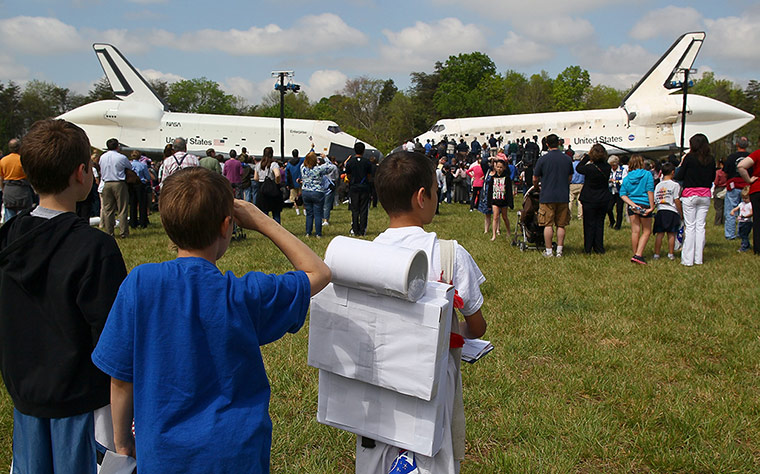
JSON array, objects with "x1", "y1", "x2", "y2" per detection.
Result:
[{"x1": 402, "y1": 132, "x2": 760, "y2": 264}]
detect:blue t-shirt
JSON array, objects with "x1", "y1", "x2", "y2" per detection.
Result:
[
  {"x1": 620, "y1": 169, "x2": 655, "y2": 207},
  {"x1": 286, "y1": 158, "x2": 304, "y2": 189},
  {"x1": 92, "y1": 257, "x2": 310, "y2": 473},
  {"x1": 534, "y1": 150, "x2": 574, "y2": 203}
]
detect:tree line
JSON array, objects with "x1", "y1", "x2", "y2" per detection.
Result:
[{"x1": 1, "y1": 52, "x2": 757, "y2": 156}]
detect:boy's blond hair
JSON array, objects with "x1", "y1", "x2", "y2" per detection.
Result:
[
  {"x1": 741, "y1": 187, "x2": 750, "y2": 199},
  {"x1": 159, "y1": 167, "x2": 234, "y2": 250}
]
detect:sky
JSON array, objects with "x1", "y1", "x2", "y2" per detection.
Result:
[{"x1": 1, "y1": 0, "x2": 759, "y2": 108}]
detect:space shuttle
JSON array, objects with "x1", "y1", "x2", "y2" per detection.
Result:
[
  {"x1": 415, "y1": 32, "x2": 754, "y2": 155},
  {"x1": 59, "y1": 44, "x2": 381, "y2": 161}
]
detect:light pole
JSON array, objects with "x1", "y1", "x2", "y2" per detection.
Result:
[
  {"x1": 673, "y1": 67, "x2": 697, "y2": 155},
  {"x1": 272, "y1": 71, "x2": 300, "y2": 160}
]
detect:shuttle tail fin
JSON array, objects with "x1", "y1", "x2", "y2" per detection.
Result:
[
  {"x1": 621, "y1": 32, "x2": 705, "y2": 106},
  {"x1": 93, "y1": 43, "x2": 168, "y2": 111}
]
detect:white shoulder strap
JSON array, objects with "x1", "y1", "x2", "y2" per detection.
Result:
[{"x1": 439, "y1": 239, "x2": 455, "y2": 284}]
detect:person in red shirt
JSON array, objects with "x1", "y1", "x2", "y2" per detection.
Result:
[{"x1": 737, "y1": 143, "x2": 760, "y2": 254}]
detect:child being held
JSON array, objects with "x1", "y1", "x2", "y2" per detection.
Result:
[
  {"x1": 355, "y1": 150, "x2": 487, "y2": 474},
  {"x1": 730, "y1": 187, "x2": 753, "y2": 252},
  {"x1": 652, "y1": 162, "x2": 682, "y2": 260},
  {"x1": 92, "y1": 167, "x2": 330, "y2": 472}
]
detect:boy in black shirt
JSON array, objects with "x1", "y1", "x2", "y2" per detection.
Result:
[{"x1": 0, "y1": 119, "x2": 127, "y2": 473}]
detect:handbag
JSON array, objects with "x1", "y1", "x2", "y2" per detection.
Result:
[{"x1": 261, "y1": 176, "x2": 280, "y2": 198}]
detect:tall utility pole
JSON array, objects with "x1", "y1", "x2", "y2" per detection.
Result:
[
  {"x1": 674, "y1": 67, "x2": 697, "y2": 155},
  {"x1": 272, "y1": 71, "x2": 300, "y2": 160}
]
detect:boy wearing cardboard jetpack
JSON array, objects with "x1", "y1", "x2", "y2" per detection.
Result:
[{"x1": 356, "y1": 150, "x2": 488, "y2": 474}]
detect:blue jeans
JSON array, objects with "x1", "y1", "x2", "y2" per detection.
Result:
[
  {"x1": 12, "y1": 408, "x2": 98, "y2": 474},
  {"x1": 724, "y1": 187, "x2": 742, "y2": 239},
  {"x1": 249, "y1": 181, "x2": 259, "y2": 205},
  {"x1": 739, "y1": 221, "x2": 752, "y2": 250},
  {"x1": 323, "y1": 188, "x2": 335, "y2": 222},
  {"x1": 302, "y1": 190, "x2": 325, "y2": 236}
]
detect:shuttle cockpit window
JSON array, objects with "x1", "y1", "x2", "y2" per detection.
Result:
[
  {"x1": 327, "y1": 125, "x2": 342, "y2": 134},
  {"x1": 429, "y1": 124, "x2": 446, "y2": 133}
]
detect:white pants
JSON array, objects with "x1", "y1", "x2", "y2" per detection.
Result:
[{"x1": 681, "y1": 196, "x2": 710, "y2": 266}]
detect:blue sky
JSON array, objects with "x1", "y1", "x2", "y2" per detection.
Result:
[{"x1": 1, "y1": 0, "x2": 759, "y2": 107}]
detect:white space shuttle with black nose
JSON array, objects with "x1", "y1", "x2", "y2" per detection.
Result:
[
  {"x1": 59, "y1": 43, "x2": 381, "y2": 162},
  {"x1": 415, "y1": 32, "x2": 754, "y2": 155}
]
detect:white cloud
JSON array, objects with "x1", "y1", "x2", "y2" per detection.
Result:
[
  {"x1": 491, "y1": 32, "x2": 553, "y2": 66},
  {"x1": 704, "y1": 15, "x2": 760, "y2": 63},
  {"x1": 517, "y1": 17, "x2": 594, "y2": 44},
  {"x1": 431, "y1": 0, "x2": 623, "y2": 18},
  {"x1": 589, "y1": 72, "x2": 640, "y2": 91},
  {"x1": 175, "y1": 14, "x2": 366, "y2": 56},
  {"x1": 574, "y1": 43, "x2": 657, "y2": 75},
  {"x1": 0, "y1": 16, "x2": 84, "y2": 54},
  {"x1": 222, "y1": 77, "x2": 276, "y2": 105},
  {"x1": 0, "y1": 53, "x2": 30, "y2": 82},
  {"x1": 630, "y1": 6, "x2": 703, "y2": 40},
  {"x1": 376, "y1": 18, "x2": 487, "y2": 71},
  {"x1": 305, "y1": 70, "x2": 348, "y2": 101},
  {"x1": 140, "y1": 69, "x2": 184, "y2": 84}
]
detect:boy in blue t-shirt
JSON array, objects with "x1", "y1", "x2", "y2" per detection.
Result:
[{"x1": 92, "y1": 167, "x2": 330, "y2": 473}]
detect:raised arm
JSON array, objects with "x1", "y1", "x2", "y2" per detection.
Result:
[{"x1": 233, "y1": 200, "x2": 330, "y2": 295}]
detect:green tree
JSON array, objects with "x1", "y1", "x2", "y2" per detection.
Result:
[
  {"x1": 257, "y1": 90, "x2": 313, "y2": 118},
  {"x1": 0, "y1": 82, "x2": 23, "y2": 149},
  {"x1": 584, "y1": 84, "x2": 625, "y2": 110},
  {"x1": 553, "y1": 66, "x2": 591, "y2": 111},
  {"x1": 433, "y1": 52, "x2": 498, "y2": 117},
  {"x1": 524, "y1": 71, "x2": 554, "y2": 113},
  {"x1": 19, "y1": 80, "x2": 83, "y2": 130},
  {"x1": 166, "y1": 78, "x2": 238, "y2": 114}
]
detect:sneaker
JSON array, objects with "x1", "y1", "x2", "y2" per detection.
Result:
[
  {"x1": 631, "y1": 255, "x2": 647, "y2": 265},
  {"x1": 667, "y1": 253, "x2": 675, "y2": 260},
  {"x1": 349, "y1": 229, "x2": 355, "y2": 236},
  {"x1": 543, "y1": 249, "x2": 553, "y2": 258},
  {"x1": 555, "y1": 249, "x2": 562, "y2": 257},
  {"x1": 322, "y1": 220, "x2": 329, "y2": 226},
  {"x1": 388, "y1": 450, "x2": 419, "y2": 474},
  {"x1": 295, "y1": 209, "x2": 301, "y2": 216},
  {"x1": 652, "y1": 254, "x2": 660, "y2": 260}
]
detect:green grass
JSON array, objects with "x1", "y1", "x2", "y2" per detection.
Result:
[{"x1": 2, "y1": 202, "x2": 760, "y2": 473}]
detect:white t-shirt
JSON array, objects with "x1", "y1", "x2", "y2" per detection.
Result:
[
  {"x1": 654, "y1": 179, "x2": 681, "y2": 214},
  {"x1": 254, "y1": 162, "x2": 280, "y2": 182},
  {"x1": 738, "y1": 201, "x2": 753, "y2": 223}
]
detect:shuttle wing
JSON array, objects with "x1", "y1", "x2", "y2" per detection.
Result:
[
  {"x1": 93, "y1": 43, "x2": 168, "y2": 111},
  {"x1": 621, "y1": 32, "x2": 705, "y2": 106}
]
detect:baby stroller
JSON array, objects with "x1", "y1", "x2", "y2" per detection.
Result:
[{"x1": 512, "y1": 186, "x2": 554, "y2": 252}]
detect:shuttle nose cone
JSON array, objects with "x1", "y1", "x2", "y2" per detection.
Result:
[{"x1": 683, "y1": 95, "x2": 755, "y2": 143}]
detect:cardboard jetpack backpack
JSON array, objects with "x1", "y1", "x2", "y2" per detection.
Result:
[{"x1": 308, "y1": 236, "x2": 454, "y2": 457}]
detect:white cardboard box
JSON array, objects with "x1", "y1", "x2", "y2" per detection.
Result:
[
  {"x1": 308, "y1": 281, "x2": 453, "y2": 401},
  {"x1": 316, "y1": 366, "x2": 449, "y2": 457}
]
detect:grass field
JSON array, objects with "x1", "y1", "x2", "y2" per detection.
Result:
[{"x1": 2, "y1": 201, "x2": 759, "y2": 473}]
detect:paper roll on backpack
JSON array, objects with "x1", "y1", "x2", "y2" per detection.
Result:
[{"x1": 324, "y1": 236, "x2": 428, "y2": 302}]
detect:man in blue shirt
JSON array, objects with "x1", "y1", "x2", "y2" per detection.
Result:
[
  {"x1": 128, "y1": 150, "x2": 151, "y2": 229},
  {"x1": 570, "y1": 152, "x2": 585, "y2": 220},
  {"x1": 533, "y1": 134, "x2": 574, "y2": 257}
]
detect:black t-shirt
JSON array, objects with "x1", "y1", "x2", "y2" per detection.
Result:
[
  {"x1": 344, "y1": 155, "x2": 373, "y2": 190},
  {"x1": 724, "y1": 150, "x2": 750, "y2": 180}
]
